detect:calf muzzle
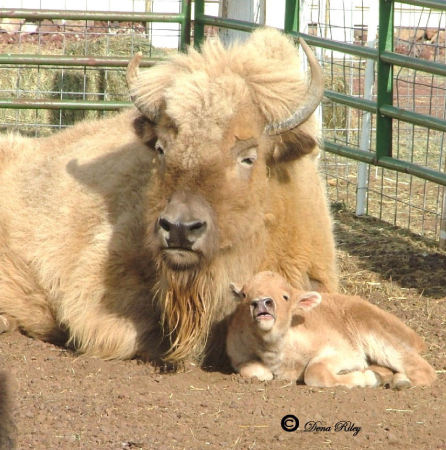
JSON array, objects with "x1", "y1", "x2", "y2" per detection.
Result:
[{"x1": 250, "y1": 297, "x2": 275, "y2": 320}]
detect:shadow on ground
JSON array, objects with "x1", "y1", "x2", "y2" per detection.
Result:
[{"x1": 333, "y1": 207, "x2": 446, "y2": 299}]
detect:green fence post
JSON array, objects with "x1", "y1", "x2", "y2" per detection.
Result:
[
  {"x1": 180, "y1": 0, "x2": 192, "y2": 52},
  {"x1": 194, "y1": 0, "x2": 205, "y2": 48},
  {"x1": 376, "y1": 0, "x2": 394, "y2": 159},
  {"x1": 284, "y1": 0, "x2": 299, "y2": 34}
]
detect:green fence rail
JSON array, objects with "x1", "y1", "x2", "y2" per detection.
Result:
[
  {"x1": 1, "y1": 0, "x2": 445, "y2": 190},
  {"x1": 0, "y1": 2, "x2": 191, "y2": 65},
  {"x1": 0, "y1": 5, "x2": 191, "y2": 54}
]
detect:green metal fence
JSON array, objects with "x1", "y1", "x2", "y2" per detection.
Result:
[
  {"x1": 0, "y1": 0, "x2": 445, "y2": 245},
  {"x1": 0, "y1": 1, "x2": 190, "y2": 118}
]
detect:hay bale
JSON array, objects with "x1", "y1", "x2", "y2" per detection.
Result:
[
  {"x1": 322, "y1": 66, "x2": 347, "y2": 138},
  {"x1": 0, "y1": 34, "x2": 168, "y2": 133},
  {"x1": 53, "y1": 34, "x2": 163, "y2": 126},
  {"x1": 0, "y1": 63, "x2": 57, "y2": 136}
]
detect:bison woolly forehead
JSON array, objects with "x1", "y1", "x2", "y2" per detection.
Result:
[
  {"x1": 128, "y1": 27, "x2": 321, "y2": 142},
  {"x1": 127, "y1": 28, "x2": 323, "y2": 274}
]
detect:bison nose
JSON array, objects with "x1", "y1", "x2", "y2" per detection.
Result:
[{"x1": 158, "y1": 217, "x2": 207, "y2": 249}]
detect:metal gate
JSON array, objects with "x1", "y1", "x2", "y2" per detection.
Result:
[{"x1": 1, "y1": 0, "x2": 446, "y2": 245}]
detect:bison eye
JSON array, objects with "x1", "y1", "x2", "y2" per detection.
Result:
[
  {"x1": 283, "y1": 294, "x2": 289, "y2": 301},
  {"x1": 241, "y1": 157, "x2": 255, "y2": 166},
  {"x1": 155, "y1": 140, "x2": 165, "y2": 156},
  {"x1": 237, "y1": 148, "x2": 257, "y2": 169}
]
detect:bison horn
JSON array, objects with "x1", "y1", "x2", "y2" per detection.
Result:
[
  {"x1": 265, "y1": 38, "x2": 324, "y2": 135},
  {"x1": 126, "y1": 52, "x2": 156, "y2": 120}
]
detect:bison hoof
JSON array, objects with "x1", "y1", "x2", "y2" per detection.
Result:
[
  {"x1": 0, "y1": 315, "x2": 11, "y2": 333},
  {"x1": 239, "y1": 362, "x2": 274, "y2": 381}
]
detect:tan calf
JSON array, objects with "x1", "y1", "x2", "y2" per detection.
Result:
[{"x1": 226, "y1": 272, "x2": 436, "y2": 389}]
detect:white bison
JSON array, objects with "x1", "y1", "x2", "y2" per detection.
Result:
[{"x1": 0, "y1": 28, "x2": 337, "y2": 364}]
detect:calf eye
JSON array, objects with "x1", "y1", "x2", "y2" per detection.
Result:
[{"x1": 283, "y1": 294, "x2": 289, "y2": 301}]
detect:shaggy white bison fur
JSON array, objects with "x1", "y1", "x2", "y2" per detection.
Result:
[{"x1": 0, "y1": 28, "x2": 337, "y2": 364}]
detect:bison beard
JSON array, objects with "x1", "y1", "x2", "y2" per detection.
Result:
[{"x1": 155, "y1": 262, "x2": 218, "y2": 362}]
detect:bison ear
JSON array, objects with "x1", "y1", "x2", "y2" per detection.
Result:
[
  {"x1": 272, "y1": 128, "x2": 317, "y2": 163},
  {"x1": 293, "y1": 291, "x2": 322, "y2": 312},
  {"x1": 133, "y1": 114, "x2": 157, "y2": 147},
  {"x1": 230, "y1": 283, "x2": 245, "y2": 302}
]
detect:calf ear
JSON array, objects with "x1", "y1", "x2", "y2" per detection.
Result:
[
  {"x1": 293, "y1": 291, "x2": 322, "y2": 311},
  {"x1": 272, "y1": 128, "x2": 318, "y2": 164},
  {"x1": 230, "y1": 283, "x2": 245, "y2": 302}
]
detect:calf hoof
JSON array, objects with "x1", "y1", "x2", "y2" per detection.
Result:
[{"x1": 392, "y1": 373, "x2": 412, "y2": 390}]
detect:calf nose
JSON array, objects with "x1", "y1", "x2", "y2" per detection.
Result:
[
  {"x1": 158, "y1": 217, "x2": 207, "y2": 249},
  {"x1": 251, "y1": 298, "x2": 275, "y2": 313}
]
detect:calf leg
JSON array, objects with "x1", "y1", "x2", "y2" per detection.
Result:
[
  {"x1": 400, "y1": 351, "x2": 437, "y2": 387},
  {"x1": 367, "y1": 364, "x2": 412, "y2": 390},
  {"x1": 304, "y1": 359, "x2": 381, "y2": 388},
  {"x1": 392, "y1": 373, "x2": 412, "y2": 390},
  {"x1": 367, "y1": 364, "x2": 394, "y2": 386},
  {"x1": 369, "y1": 346, "x2": 436, "y2": 388}
]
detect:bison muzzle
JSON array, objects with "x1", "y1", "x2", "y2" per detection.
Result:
[{"x1": 156, "y1": 191, "x2": 218, "y2": 271}]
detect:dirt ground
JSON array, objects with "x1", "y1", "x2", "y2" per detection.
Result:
[{"x1": 0, "y1": 208, "x2": 445, "y2": 450}]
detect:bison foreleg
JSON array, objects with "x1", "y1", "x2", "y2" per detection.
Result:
[
  {"x1": 0, "y1": 248, "x2": 65, "y2": 343},
  {"x1": 238, "y1": 361, "x2": 274, "y2": 381}
]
